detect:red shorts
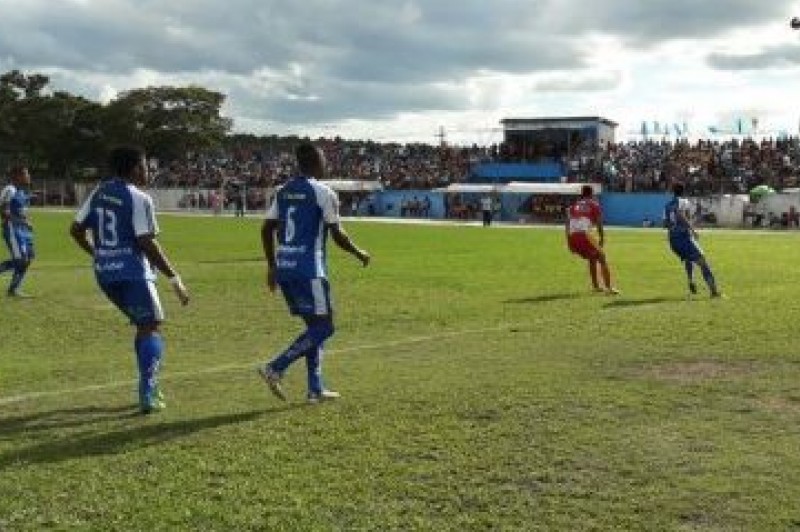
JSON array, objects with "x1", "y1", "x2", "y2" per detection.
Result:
[{"x1": 568, "y1": 232, "x2": 601, "y2": 260}]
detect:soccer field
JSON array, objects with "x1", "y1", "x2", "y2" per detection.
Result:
[{"x1": 1, "y1": 211, "x2": 799, "y2": 530}]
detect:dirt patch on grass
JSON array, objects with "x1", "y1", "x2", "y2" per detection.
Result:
[{"x1": 631, "y1": 360, "x2": 758, "y2": 384}]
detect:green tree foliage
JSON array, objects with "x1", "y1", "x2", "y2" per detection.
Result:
[
  {"x1": 105, "y1": 86, "x2": 232, "y2": 163},
  {"x1": 0, "y1": 71, "x2": 232, "y2": 179}
]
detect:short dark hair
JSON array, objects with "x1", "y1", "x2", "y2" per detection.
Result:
[
  {"x1": 8, "y1": 164, "x2": 27, "y2": 178},
  {"x1": 581, "y1": 185, "x2": 593, "y2": 198},
  {"x1": 672, "y1": 182, "x2": 685, "y2": 197},
  {"x1": 295, "y1": 142, "x2": 321, "y2": 175},
  {"x1": 109, "y1": 146, "x2": 145, "y2": 178}
]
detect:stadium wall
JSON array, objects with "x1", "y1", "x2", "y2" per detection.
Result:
[
  {"x1": 599, "y1": 193, "x2": 672, "y2": 226},
  {"x1": 370, "y1": 191, "x2": 446, "y2": 218}
]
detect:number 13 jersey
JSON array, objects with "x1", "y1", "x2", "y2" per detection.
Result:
[
  {"x1": 266, "y1": 177, "x2": 340, "y2": 280},
  {"x1": 74, "y1": 178, "x2": 159, "y2": 284}
]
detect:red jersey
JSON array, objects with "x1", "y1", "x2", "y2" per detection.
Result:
[{"x1": 567, "y1": 198, "x2": 601, "y2": 234}]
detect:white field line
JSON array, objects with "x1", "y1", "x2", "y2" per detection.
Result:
[{"x1": 0, "y1": 324, "x2": 511, "y2": 407}]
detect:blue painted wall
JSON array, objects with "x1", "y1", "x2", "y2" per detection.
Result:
[
  {"x1": 367, "y1": 190, "x2": 446, "y2": 218},
  {"x1": 600, "y1": 193, "x2": 672, "y2": 226},
  {"x1": 471, "y1": 162, "x2": 564, "y2": 182},
  {"x1": 361, "y1": 190, "x2": 672, "y2": 226}
]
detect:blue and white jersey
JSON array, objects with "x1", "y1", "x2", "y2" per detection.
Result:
[
  {"x1": 266, "y1": 177, "x2": 340, "y2": 279},
  {"x1": 74, "y1": 178, "x2": 159, "y2": 284},
  {"x1": 664, "y1": 197, "x2": 692, "y2": 239},
  {"x1": 0, "y1": 184, "x2": 31, "y2": 237}
]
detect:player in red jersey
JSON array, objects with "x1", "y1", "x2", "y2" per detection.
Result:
[{"x1": 566, "y1": 185, "x2": 619, "y2": 295}]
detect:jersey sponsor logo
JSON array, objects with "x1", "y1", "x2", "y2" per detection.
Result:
[
  {"x1": 95, "y1": 261, "x2": 126, "y2": 273},
  {"x1": 95, "y1": 247, "x2": 134, "y2": 258},
  {"x1": 278, "y1": 244, "x2": 308, "y2": 254},
  {"x1": 99, "y1": 193, "x2": 124, "y2": 206},
  {"x1": 284, "y1": 193, "x2": 308, "y2": 200},
  {"x1": 277, "y1": 259, "x2": 298, "y2": 269}
]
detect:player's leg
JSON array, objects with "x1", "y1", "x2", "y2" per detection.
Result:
[
  {"x1": 259, "y1": 278, "x2": 336, "y2": 400},
  {"x1": 6, "y1": 233, "x2": 32, "y2": 296},
  {"x1": 695, "y1": 256, "x2": 720, "y2": 297},
  {"x1": 597, "y1": 253, "x2": 618, "y2": 295},
  {"x1": 104, "y1": 280, "x2": 167, "y2": 412},
  {"x1": 684, "y1": 261, "x2": 697, "y2": 294},
  {"x1": 135, "y1": 322, "x2": 165, "y2": 413},
  {"x1": 671, "y1": 237, "x2": 697, "y2": 294},
  {"x1": 303, "y1": 315, "x2": 339, "y2": 402},
  {"x1": 587, "y1": 258, "x2": 602, "y2": 291}
]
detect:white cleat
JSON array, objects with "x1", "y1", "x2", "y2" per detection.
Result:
[
  {"x1": 257, "y1": 365, "x2": 287, "y2": 401},
  {"x1": 307, "y1": 389, "x2": 341, "y2": 404}
]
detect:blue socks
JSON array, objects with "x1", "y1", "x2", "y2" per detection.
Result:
[
  {"x1": 700, "y1": 263, "x2": 718, "y2": 294},
  {"x1": 135, "y1": 333, "x2": 164, "y2": 405},
  {"x1": 306, "y1": 347, "x2": 324, "y2": 395},
  {"x1": 684, "y1": 261, "x2": 694, "y2": 283},
  {"x1": 269, "y1": 320, "x2": 334, "y2": 394},
  {"x1": 7, "y1": 261, "x2": 28, "y2": 294}
]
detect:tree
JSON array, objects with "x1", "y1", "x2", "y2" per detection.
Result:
[{"x1": 105, "y1": 86, "x2": 232, "y2": 162}]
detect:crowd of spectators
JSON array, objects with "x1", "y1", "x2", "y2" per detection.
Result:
[
  {"x1": 149, "y1": 134, "x2": 800, "y2": 196},
  {"x1": 568, "y1": 136, "x2": 800, "y2": 194}
]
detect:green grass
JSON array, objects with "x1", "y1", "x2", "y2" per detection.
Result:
[{"x1": 2, "y1": 211, "x2": 800, "y2": 531}]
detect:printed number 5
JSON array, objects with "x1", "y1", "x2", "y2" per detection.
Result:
[
  {"x1": 285, "y1": 206, "x2": 296, "y2": 243},
  {"x1": 95, "y1": 207, "x2": 119, "y2": 246}
]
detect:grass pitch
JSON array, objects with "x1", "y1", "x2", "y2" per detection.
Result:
[{"x1": 1, "y1": 211, "x2": 799, "y2": 531}]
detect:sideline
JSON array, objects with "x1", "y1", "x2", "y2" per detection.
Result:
[
  {"x1": 30, "y1": 207, "x2": 800, "y2": 236},
  {"x1": 0, "y1": 324, "x2": 511, "y2": 406}
]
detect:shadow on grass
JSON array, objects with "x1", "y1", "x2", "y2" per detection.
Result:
[
  {"x1": 0, "y1": 405, "x2": 139, "y2": 438},
  {"x1": 503, "y1": 293, "x2": 583, "y2": 305},
  {"x1": 603, "y1": 297, "x2": 683, "y2": 309},
  {"x1": 0, "y1": 405, "x2": 299, "y2": 469}
]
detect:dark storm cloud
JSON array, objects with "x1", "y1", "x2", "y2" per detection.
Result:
[{"x1": 0, "y1": 0, "x2": 795, "y2": 124}]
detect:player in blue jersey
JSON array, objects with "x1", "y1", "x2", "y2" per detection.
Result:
[
  {"x1": 70, "y1": 147, "x2": 190, "y2": 414},
  {"x1": 258, "y1": 143, "x2": 370, "y2": 403},
  {"x1": 0, "y1": 165, "x2": 35, "y2": 297},
  {"x1": 664, "y1": 182, "x2": 721, "y2": 297}
]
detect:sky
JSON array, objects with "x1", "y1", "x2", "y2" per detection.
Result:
[{"x1": 2, "y1": 0, "x2": 800, "y2": 145}]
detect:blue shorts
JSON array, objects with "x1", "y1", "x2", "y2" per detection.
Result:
[
  {"x1": 3, "y1": 229, "x2": 34, "y2": 261},
  {"x1": 278, "y1": 276, "x2": 332, "y2": 316},
  {"x1": 99, "y1": 279, "x2": 164, "y2": 325},
  {"x1": 669, "y1": 236, "x2": 703, "y2": 262}
]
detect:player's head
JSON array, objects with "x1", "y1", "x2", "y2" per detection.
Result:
[
  {"x1": 581, "y1": 185, "x2": 594, "y2": 198},
  {"x1": 8, "y1": 165, "x2": 30, "y2": 186},
  {"x1": 109, "y1": 146, "x2": 148, "y2": 186},
  {"x1": 672, "y1": 182, "x2": 686, "y2": 197},
  {"x1": 296, "y1": 142, "x2": 327, "y2": 179}
]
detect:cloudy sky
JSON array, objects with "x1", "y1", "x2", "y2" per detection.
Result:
[{"x1": 2, "y1": 0, "x2": 800, "y2": 144}]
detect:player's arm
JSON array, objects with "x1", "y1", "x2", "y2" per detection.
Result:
[
  {"x1": 70, "y1": 189, "x2": 97, "y2": 256},
  {"x1": 328, "y1": 223, "x2": 370, "y2": 266},
  {"x1": 0, "y1": 187, "x2": 12, "y2": 225},
  {"x1": 134, "y1": 193, "x2": 189, "y2": 305},
  {"x1": 596, "y1": 213, "x2": 605, "y2": 247},
  {"x1": 321, "y1": 187, "x2": 369, "y2": 266},
  {"x1": 137, "y1": 235, "x2": 189, "y2": 306},
  {"x1": 261, "y1": 218, "x2": 279, "y2": 292},
  {"x1": 69, "y1": 222, "x2": 94, "y2": 257},
  {"x1": 676, "y1": 206, "x2": 699, "y2": 239}
]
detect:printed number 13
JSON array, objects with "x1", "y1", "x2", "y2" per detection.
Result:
[{"x1": 95, "y1": 207, "x2": 119, "y2": 246}]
